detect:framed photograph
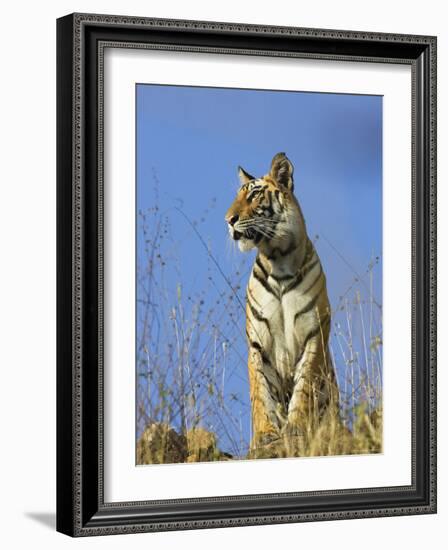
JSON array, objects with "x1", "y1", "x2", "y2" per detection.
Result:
[{"x1": 56, "y1": 13, "x2": 437, "y2": 536}]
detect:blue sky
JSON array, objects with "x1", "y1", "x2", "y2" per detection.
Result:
[{"x1": 136, "y1": 84, "x2": 382, "y2": 456}]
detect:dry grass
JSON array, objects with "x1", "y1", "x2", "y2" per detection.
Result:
[
  {"x1": 246, "y1": 401, "x2": 382, "y2": 461},
  {"x1": 137, "y1": 401, "x2": 382, "y2": 464}
]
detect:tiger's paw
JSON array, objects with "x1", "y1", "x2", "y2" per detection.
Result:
[
  {"x1": 257, "y1": 432, "x2": 281, "y2": 447},
  {"x1": 282, "y1": 419, "x2": 306, "y2": 436},
  {"x1": 249, "y1": 431, "x2": 285, "y2": 459},
  {"x1": 281, "y1": 422, "x2": 306, "y2": 457}
]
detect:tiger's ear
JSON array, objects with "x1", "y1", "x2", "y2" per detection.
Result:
[
  {"x1": 270, "y1": 152, "x2": 294, "y2": 192},
  {"x1": 238, "y1": 166, "x2": 255, "y2": 186}
]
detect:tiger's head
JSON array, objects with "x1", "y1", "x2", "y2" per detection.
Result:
[{"x1": 225, "y1": 153, "x2": 305, "y2": 253}]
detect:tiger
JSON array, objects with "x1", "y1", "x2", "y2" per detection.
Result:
[{"x1": 225, "y1": 152, "x2": 339, "y2": 457}]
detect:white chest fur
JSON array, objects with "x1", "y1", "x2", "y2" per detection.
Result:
[{"x1": 247, "y1": 259, "x2": 322, "y2": 380}]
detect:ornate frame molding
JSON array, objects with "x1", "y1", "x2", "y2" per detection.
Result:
[{"x1": 57, "y1": 13, "x2": 437, "y2": 537}]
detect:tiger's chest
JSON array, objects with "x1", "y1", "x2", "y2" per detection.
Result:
[{"x1": 246, "y1": 263, "x2": 321, "y2": 380}]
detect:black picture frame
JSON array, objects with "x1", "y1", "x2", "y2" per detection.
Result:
[{"x1": 56, "y1": 13, "x2": 437, "y2": 537}]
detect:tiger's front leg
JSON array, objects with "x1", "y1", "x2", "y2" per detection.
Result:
[
  {"x1": 283, "y1": 336, "x2": 334, "y2": 455},
  {"x1": 247, "y1": 345, "x2": 285, "y2": 454}
]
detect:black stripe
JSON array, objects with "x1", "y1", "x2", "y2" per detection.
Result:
[
  {"x1": 255, "y1": 257, "x2": 269, "y2": 278},
  {"x1": 295, "y1": 312, "x2": 330, "y2": 340},
  {"x1": 281, "y1": 240, "x2": 298, "y2": 257},
  {"x1": 294, "y1": 318, "x2": 330, "y2": 368},
  {"x1": 270, "y1": 272, "x2": 295, "y2": 282},
  {"x1": 253, "y1": 268, "x2": 279, "y2": 298},
  {"x1": 247, "y1": 298, "x2": 271, "y2": 330},
  {"x1": 293, "y1": 279, "x2": 326, "y2": 323},
  {"x1": 247, "y1": 185, "x2": 265, "y2": 202},
  {"x1": 250, "y1": 341, "x2": 262, "y2": 351},
  {"x1": 256, "y1": 368, "x2": 280, "y2": 399},
  {"x1": 263, "y1": 190, "x2": 274, "y2": 217},
  {"x1": 302, "y1": 239, "x2": 314, "y2": 265},
  {"x1": 266, "y1": 240, "x2": 297, "y2": 260},
  {"x1": 303, "y1": 257, "x2": 319, "y2": 274},
  {"x1": 250, "y1": 341, "x2": 274, "y2": 370},
  {"x1": 320, "y1": 313, "x2": 331, "y2": 332},
  {"x1": 247, "y1": 287, "x2": 261, "y2": 307},
  {"x1": 300, "y1": 388, "x2": 311, "y2": 399},
  {"x1": 294, "y1": 325, "x2": 322, "y2": 366},
  {"x1": 301, "y1": 264, "x2": 323, "y2": 294},
  {"x1": 284, "y1": 260, "x2": 320, "y2": 295},
  {"x1": 303, "y1": 324, "x2": 322, "y2": 347},
  {"x1": 261, "y1": 350, "x2": 272, "y2": 366}
]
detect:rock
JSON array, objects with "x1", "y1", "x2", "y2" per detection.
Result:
[
  {"x1": 137, "y1": 423, "x2": 232, "y2": 464},
  {"x1": 186, "y1": 427, "x2": 232, "y2": 462},
  {"x1": 136, "y1": 422, "x2": 188, "y2": 464}
]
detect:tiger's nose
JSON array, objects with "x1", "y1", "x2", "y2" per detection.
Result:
[{"x1": 226, "y1": 214, "x2": 239, "y2": 226}]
